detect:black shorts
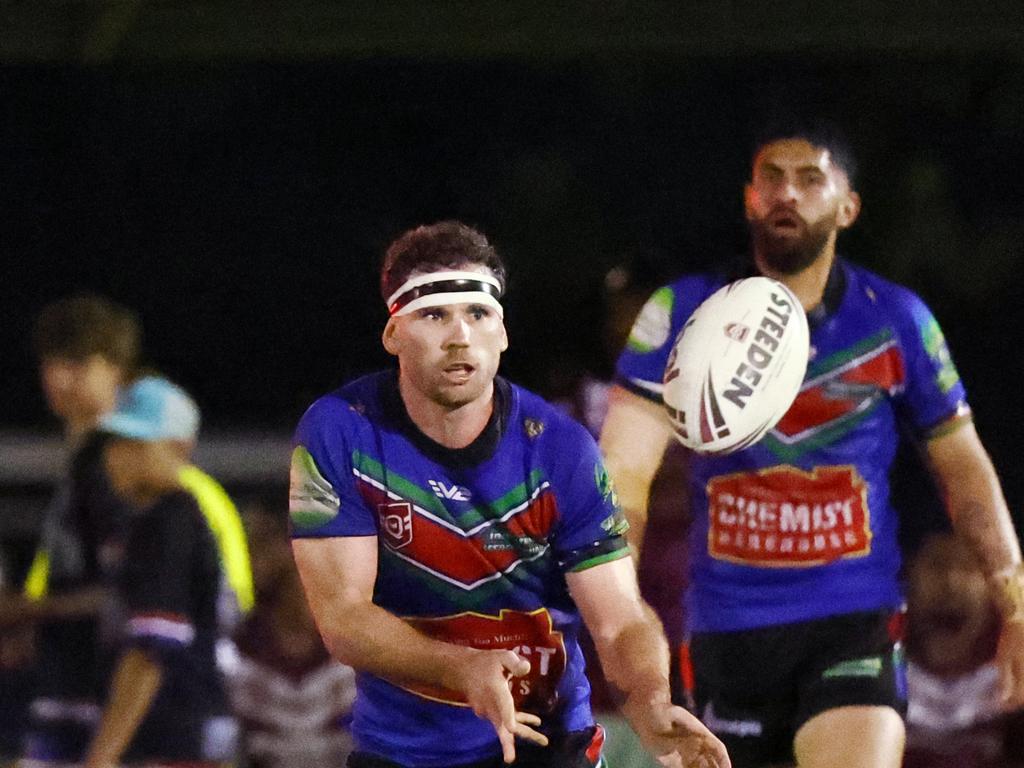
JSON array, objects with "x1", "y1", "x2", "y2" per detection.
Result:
[
  {"x1": 347, "y1": 725, "x2": 605, "y2": 768},
  {"x1": 681, "y1": 610, "x2": 907, "y2": 768}
]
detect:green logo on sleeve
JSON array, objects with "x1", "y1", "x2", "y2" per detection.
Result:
[
  {"x1": 594, "y1": 464, "x2": 628, "y2": 535},
  {"x1": 289, "y1": 445, "x2": 340, "y2": 530},
  {"x1": 921, "y1": 317, "x2": 960, "y2": 393},
  {"x1": 600, "y1": 512, "x2": 630, "y2": 536},
  {"x1": 594, "y1": 464, "x2": 618, "y2": 504},
  {"x1": 626, "y1": 286, "x2": 675, "y2": 352}
]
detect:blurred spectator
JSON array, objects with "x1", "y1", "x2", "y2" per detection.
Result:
[
  {"x1": 0, "y1": 547, "x2": 32, "y2": 767},
  {"x1": 553, "y1": 263, "x2": 691, "y2": 768},
  {"x1": 3, "y1": 294, "x2": 251, "y2": 768},
  {"x1": 553, "y1": 262, "x2": 663, "y2": 439},
  {"x1": 0, "y1": 294, "x2": 140, "y2": 767},
  {"x1": 83, "y1": 377, "x2": 243, "y2": 768},
  {"x1": 903, "y1": 533, "x2": 1024, "y2": 768},
  {"x1": 551, "y1": 263, "x2": 691, "y2": 642},
  {"x1": 224, "y1": 499, "x2": 356, "y2": 768}
]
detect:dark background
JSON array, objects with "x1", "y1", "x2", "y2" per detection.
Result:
[{"x1": 2, "y1": 3, "x2": 1023, "y2": 544}]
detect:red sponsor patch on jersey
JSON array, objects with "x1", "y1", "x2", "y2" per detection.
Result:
[
  {"x1": 706, "y1": 465, "x2": 871, "y2": 566},
  {"x1": 402, "y1": 607, "x2": 566, "y2": 714}
]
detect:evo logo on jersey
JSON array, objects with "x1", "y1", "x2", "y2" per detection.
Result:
[
  {"x1": 403, "y1": 608, "x2": 566, "y2": 714},
  {"x1": 428, "y1": 479, "x2": 472, "y2": 501},
  {"x1": 706, "y1": 465, "x2": 871, "y2": 566}
]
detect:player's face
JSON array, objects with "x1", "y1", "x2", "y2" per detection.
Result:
[
  {"x1": 40, "y1": 354, "x2": 123, "y2": 424},
  {"x1": 385, "y1": 298, "x2": 508, "y2": 410},
  {"x1": 103, "y1": 438, "x2": 149, "y2": 499},
  {"x1": 745, "y1": 138, "x2": 860, "y2": 274}
]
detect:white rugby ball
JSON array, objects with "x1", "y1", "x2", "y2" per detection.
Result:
[{"x1": 662, "y1": 276, "x2": 809, "y2": 455}]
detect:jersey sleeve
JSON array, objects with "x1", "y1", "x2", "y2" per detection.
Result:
[
  {"x1": 614, "y1": 277, "x2": 715, "y2": 403},
  {"x1": 119, "y1": 497, "x2": 201, "y2": 655},
  {"x1": 289, "y1": 395, "x2": 378, "y2": 539},
  {"x1": 548, "y1": 420, "x2": 630, "y2": 572},
  {"x1": 890, "y1": 286, "x2": 971, "y2": 436}
]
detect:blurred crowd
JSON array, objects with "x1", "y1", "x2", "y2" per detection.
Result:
[
  {"x1": 0, "y1": 295, "x2": 356, "y2": 768},
  {"x1": 1, "y1": 288, "x2": 1023, "y2": 768}
]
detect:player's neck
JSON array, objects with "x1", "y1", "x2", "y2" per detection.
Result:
[
  {"x1": 755, "y1": 247, "x2": 836, "y2": 313},
  {"x1": 398, "y1": 377, "x2": 495, "y2": 449}
]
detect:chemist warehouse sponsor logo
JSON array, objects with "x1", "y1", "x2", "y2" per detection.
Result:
[
  {"x1": 706, "y1": 465, "x2": 872, "y2": 567},
  {"x1": 401, "y1": 608, "x2": 566, "y2": 714}
]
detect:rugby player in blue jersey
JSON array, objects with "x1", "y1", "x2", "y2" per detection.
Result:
[
  {"x1": 599, "y1": 119, "x2": 1024, "y2": 768},
  {"x1": 290, "y1": 221, "x2": 729, "y2": 768}
]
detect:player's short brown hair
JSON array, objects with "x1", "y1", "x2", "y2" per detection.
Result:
[
  {"x1": 380, "y1": 221, "x2": 507, "y2": 303},
  {"x1": 32, "y1": 293, "x2": 141, "y2": 371}
]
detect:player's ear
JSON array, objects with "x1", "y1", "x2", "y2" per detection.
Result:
[
  {"x1": 499, "y1": 321, "x2": 508, "y2": 353},
  {"x1": 743, "y1": 182, "x2": 757, "y2": 221},
  {"x1": 382, "y1": 318, "x2": 401, "y2": 356},
  {"x1": 837, "y1": 189, "x2": 861, "y2": 230}
]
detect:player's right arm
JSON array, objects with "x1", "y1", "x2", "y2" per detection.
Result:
[
  {"x1": 599, "y1": 384, "x2": 673, "y2": 558},
  {"x1": 889, "y1": 285, "x2": 1024, "y2": 706},
  {"x1": 292, "y1": 536, "x2": 546, "y2": 763}
]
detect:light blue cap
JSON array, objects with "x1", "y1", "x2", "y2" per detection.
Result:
[{"x1": 99, "y1": 376, "x2": 200, "y2": 442}]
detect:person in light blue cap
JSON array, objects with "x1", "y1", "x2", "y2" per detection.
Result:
[
  {"x1": 83, "y1": 376, "x2": 251, "y2": 768},
  {"x1": 99, "y1": 377, "x2": 200, "y2": 446}
]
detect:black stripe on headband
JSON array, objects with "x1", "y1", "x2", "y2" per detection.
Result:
[{"x1": 389, "y1": 278, "x2": 503, "y2": 314}]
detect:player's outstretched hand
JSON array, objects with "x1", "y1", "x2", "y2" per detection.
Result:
[
  {"x1": 997, "y1": 617, "x2": 1024, "y2": 709},
  {"x1": 625, "y1": 694, "x2": 730, "y2": 768},
  {"x1": 446, "y1": 648, "x2": 549, "y2": 764}
]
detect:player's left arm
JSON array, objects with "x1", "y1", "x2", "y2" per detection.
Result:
[
  {"x1": 83, "y1": 647, "x2": 163, "y2": 768},
  {"x1": 567, "y1": 558, "x2": 730, "y2": 768},
  {"x1": 925, "y1": 420, "x2": 1024, "y2": 706}
]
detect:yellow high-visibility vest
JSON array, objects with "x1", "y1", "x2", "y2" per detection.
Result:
[
  {"x1": 23, "y1": 547, "x2": 49, "y2": 601},
  {"x1": 177, "y1": 465, "x2": 255, "y2": 615},
  {"x1": 25, "y1": 466, "x2": 254, "y2": 618}
]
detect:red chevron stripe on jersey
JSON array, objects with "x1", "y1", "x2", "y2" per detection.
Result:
[
  {"x1": 775, "y1": 342, "x2": 905, "y2": 441},
  {"x1": 355, "y1": 472, "x2": 559, "y2": 589}
]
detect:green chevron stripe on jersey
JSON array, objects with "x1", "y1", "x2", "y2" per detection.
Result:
[{"x1": 352, "y1": 450, "x2": 547, "y2": 531}]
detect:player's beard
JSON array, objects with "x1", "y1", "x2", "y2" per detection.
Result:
[{"x1": 750, "y1": 213, "x2": 836, "y2": 275}]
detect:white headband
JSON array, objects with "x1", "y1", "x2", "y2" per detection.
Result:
[{"x1": 386, "y1": 270, "x2": 504, "y2": 317}]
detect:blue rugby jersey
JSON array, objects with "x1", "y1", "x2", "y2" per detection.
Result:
[
  {"x1": 616, "y1": 260, "x2": 969, "y2": 633},
  {"x1": 290, "y1": 372, "x2": 629, "y2": 767}
]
